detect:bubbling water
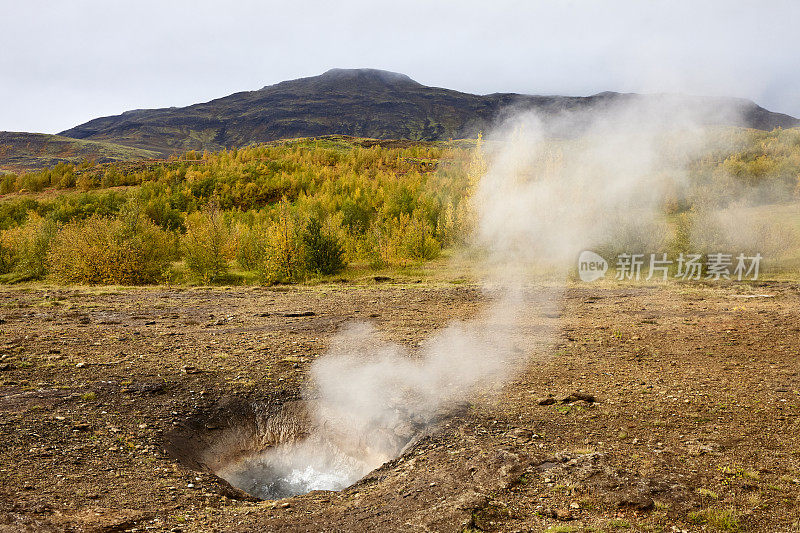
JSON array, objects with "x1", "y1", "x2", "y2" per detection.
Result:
[{"x1": 217, "y1": 432, "x2": 403, "y2": 500}]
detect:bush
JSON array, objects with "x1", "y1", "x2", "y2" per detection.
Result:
[
  {"x1": 0, "y1": 174, "x2": 16, "y2": 195},
  {"x1": 0, "y1": 198, "x2": 42, "y2": 231},
  {"x1": 668, "y1": 211, "x2": 693, "y2": 256},
  {"x1": 234, "y1": 221, "x2": 268, "y2": 271},
  {"x1": 402, "y1": 214, "x2": 441, "y2": 260},
  {"x1": 258, "y1": 201, "x2": 306, "y2": 283},
  {"x1": 15, "y1": 171, "x2": 50, "y2": 193},
  {"x1": 47, "y1": 191, "x2": 127, "y2": 224},
  {"x1": 48, "y1": 212, "x2": 174, "y2": 284},
  {"x1": 0, "y1": 213, "x2": 57, "y2": 281},
  {"x1": 0, "y1": 238, "x2": 13, "y2": 275},
  {"x1": 302, "y1": 217, "x2": 345, "y2": 275},
  {"x1": 182, "y1": 203, "x2": 234, "y2": 283}
]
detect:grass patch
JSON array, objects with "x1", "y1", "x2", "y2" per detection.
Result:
[
  {"x1": 572, "y1": 447, "x2": 595, "y2": 455},
  {"x1": 697, "y1": 487, "x2": 719, "y2": 499},
  {"x1": 687, "y1": 507, "x2": 741, "y2": 532}
]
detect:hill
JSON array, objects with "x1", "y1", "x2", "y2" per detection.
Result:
[
  {"x1": 0, "y1": 132, "x2": 161, "y2": 173},
  {"x1": 57, "y1": 69, "x2": 800, "y2": 157}
]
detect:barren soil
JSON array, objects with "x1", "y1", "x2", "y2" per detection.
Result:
[{"x1": 1, "y1": 280, "x2": 799, "y2": 532}]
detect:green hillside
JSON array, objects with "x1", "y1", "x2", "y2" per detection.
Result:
[{"x1": 0, "y1": 132, "x2": 161, "y2": 173}]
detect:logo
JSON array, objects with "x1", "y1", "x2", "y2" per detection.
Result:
[{"x1": 578, "y1": 250, "x2": 608, "y2": 282}]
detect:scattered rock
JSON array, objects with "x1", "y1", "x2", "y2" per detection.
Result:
[
  {"x1": 561, "y1": 392, "x2": 596, "y2": 404},
  {"x1": 555, "y1": 509, "x2": 573, "y2": 520},
  {"x1": 685, "y1": 440, "x2": 721, "y2": 456},
  {"x1": 507, "y1": 428, "x2": 534, "y2": 439},
  {"x1": 453, "y1": 490, "x2": 489, "y2": 510},
  {"x1": 613, "y1": 491, "x2": 655, "y2": 511},
  {"x1": 124, "y1": 381, "x2": 165, "y2": 394},
  {"x1": 554, "y1": 451, "x2": 574, "y2": 463},
  {"x1": 538, "y1": 397, "x2": 556, "y2": 406}
]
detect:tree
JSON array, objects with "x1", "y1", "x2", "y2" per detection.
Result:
[
  {"x1": 302, "y1": 217, "x2": 345, "y2": 275},
  {"x1": 182, "y1": 201, "x2": 234, "y2": 283}
]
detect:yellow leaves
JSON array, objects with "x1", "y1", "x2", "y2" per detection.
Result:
[
  {"x1": 182, "y1": 204, "x2": 235, "y2": 283},
  {"x1": 48, "y1": 214, "x2": 173, "y2": 284},
  {"x1": 0, "y1": 212, "x2": 57, "y2": 279},
  {"x1": 251, "y1": 200, "x2": 305, "y2": 284}
]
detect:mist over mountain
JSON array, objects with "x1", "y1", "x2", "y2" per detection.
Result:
[{"x1": 34, "y1": 68, "x2": 800, "y2": 157}]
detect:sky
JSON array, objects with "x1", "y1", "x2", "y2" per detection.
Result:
[{"x1": 1, "y1": 0, "x2": 798, "y2": 134}]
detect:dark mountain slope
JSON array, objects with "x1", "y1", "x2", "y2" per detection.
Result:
[{"x1": 58, "y1": 68, "x2": 800, "y2": 157}]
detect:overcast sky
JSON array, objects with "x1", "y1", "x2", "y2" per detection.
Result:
[{"x1": 1, "y1": 0, "x2": 798, "y2": 134}]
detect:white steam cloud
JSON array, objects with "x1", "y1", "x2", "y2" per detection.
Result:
[{"x1": 240, "y1": 96, "x2": 777, "y2": 497}]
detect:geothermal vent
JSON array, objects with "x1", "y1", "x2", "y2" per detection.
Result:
[{"x1": 164, "y1": 395, "x2": 427, "y2": 500}]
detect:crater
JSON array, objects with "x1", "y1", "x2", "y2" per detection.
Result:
[{"x1": 164, "y1": 394, "x2": 426, "y2": 500}]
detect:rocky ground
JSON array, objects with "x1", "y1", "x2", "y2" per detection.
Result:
[{"x1": 0, "y1": 280, "x2": 799, "y2": 532}]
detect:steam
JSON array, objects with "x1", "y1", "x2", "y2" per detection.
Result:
[
  {"x1": 477, "y1": 97, "x2": 730, "y2": 267},
  {"x1": 241, "y1": 96, "x2": 788, "y2": 497},
  {"x1": 239, "y1": 297, "x2": 540, "y2": 498}
]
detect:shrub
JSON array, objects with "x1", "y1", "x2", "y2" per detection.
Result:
[
  {"x1": 0, "y1": 174, "x2": 16, "y2": 195},
  {"x1": 15, "y1": 171, "x2": 50, "y2": 193},
  {"x1": 0, "y1": 237, "x2": 13, "y2": 275},
  {"x1": 258, "y1": 200, "x2": 306, "y2": 283},
  {"x1": 182, "y1": 203, "x2": 234, "y2": 283},
  {"x1": 302, "y1": 217, "x2": 345, "y2": 275},
  {"x1": 669, "y1": 211, "x2": 693, "y2": 256},
  {"x1": 47, "y1": 190, "x2": 127, "y2": 224},
  {"x1": 402, "y1": 213, "x2": 441, "y2": 260},
  {"x1": 48, "y1": 213, "x2": 173, "y2": 284},
  {"x1": 234, "y1": 220, "x2": 269, "y2": 271},
  {"x1": 143, "y1": 197, "x2": 184, "y2": 231},
  {"x1": 0, "y1": 213, "x2": 57, "y2": 281}
]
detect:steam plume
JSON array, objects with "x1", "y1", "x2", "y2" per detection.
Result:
[{"x1": 246, "y1": 96, "x2": 788, "y2": 495}]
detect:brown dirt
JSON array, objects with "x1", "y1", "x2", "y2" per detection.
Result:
[{"x1": 0, "y1": 281, "x2": 799, "y2": 532}]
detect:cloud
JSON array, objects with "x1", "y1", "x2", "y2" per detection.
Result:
[{"x1": 1, "y1": 0, "x2": 798, "y2": 133}]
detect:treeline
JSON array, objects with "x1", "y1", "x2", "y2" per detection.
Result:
[
  {"x1": 0, "y1": 130, "x2": 798, "y2": 285},
  {"x1": 0, "y1": 138, "x2": 477, "y2": 284}
]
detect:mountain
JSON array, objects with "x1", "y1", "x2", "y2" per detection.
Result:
[
  {"x1": 0, "y1": 132, "x2": 161, "y2": 173},
  {"x1": 43, "y1": 68, "x2": 800, "y2": 158}
]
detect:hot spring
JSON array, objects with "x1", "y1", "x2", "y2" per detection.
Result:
[{"x1": 164, "y1": 395, "x2": 428, "y2": 500}]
